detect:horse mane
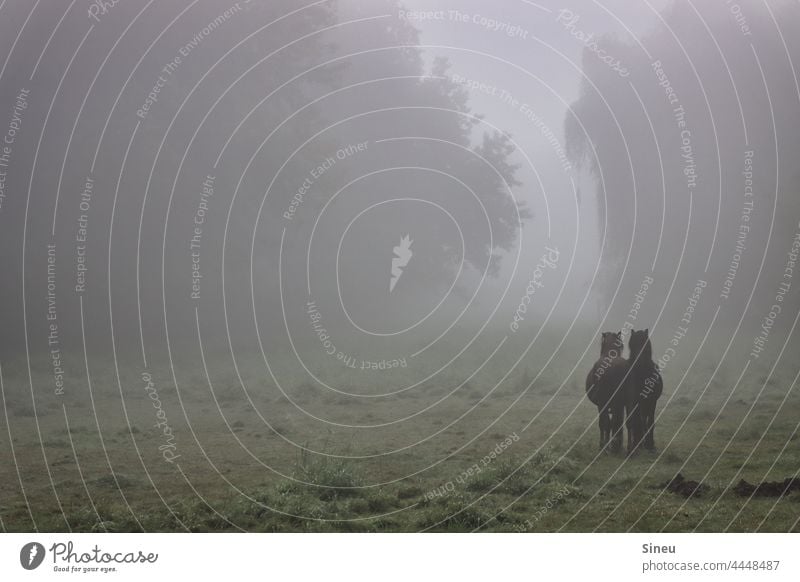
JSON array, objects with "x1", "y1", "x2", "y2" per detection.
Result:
[
  {"x1": 640, "y1": 338, "x2": 652, "y2": 361},
  {"x1": 630, "y1": 331, "x2": 653, "y2": 363}
]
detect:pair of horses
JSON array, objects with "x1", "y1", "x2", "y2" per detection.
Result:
[{"x1": 585, "y1": 329, "x2": 662, "y2": 454}]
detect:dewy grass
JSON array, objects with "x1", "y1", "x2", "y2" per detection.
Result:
[
  {"x1": 4, "y1": 349, "x2": 799, "y2": 533},
  {"x1": 295, "y1": 447, "x2": 366, "y2": 500}
]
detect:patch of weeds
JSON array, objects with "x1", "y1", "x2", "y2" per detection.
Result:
[
  {"x1": 465, "y1": 468, "x2": 499, "y2": 493},
  {"x1": 365, "y1": 491, "x2": 397, "y2": 513},
  {"x1": 64, "y1": 507, "x2": 107, "y2": 532},
  {"x1": 462, "y1": 450, "x2": 579, "y2": 497},
  {"x1": 416, "y1": 492, "x2": 495, "y2": 531},
  {"x1": 66, "y1": 505, "x2": 146, "y2": 533},
  {"x1": 295, "y1": 449, "x2": 365, "y2": 501},
  {"x1": 396, "y1": 485, "x2": 423, "y2": 500},
  {"x1": 347, "y1": 498, "x2": 371, "y2": 514},
  {"x1": 544, "y1": 480, "x2": 582, "y2": 500},
  {"x1": 529, "y1": 448, "x2": 579, "y2": 475},
  {"x1": 91, "y1": 520, "x2": 118, "y2": 533}
]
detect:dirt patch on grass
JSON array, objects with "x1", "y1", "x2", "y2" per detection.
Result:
[
  {"x1": 661, "y1": 473, "x2": 708, "y2": 498},
  {"x1": 733, "y1": 477, "x2": 800, "y2": 497}
]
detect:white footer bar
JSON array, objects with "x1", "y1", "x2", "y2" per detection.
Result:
[{"x1": 1, "y1": 533, "x2": 797, "y2": 581}]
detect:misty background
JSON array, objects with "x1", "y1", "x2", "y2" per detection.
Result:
[{"x1": 0, "y1": 0, "x2": 798, "y2": 459}]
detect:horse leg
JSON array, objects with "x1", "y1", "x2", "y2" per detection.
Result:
[
  {"x1": 598, "y1": 406, "x2": 610, "y2": 450},
  {"x1": 644, "y1": 402, "x2": 656, "y2": 450},
  {"x1": 626, "y1": 401, "x2": 642, "y2": 456},
  {"x1": 610, "y1": 404, "x2": 624, "y2": 453},
  {"x1": 626, "y1": 411, "x2": 638, "y2": 456},
  {"x1": 597, "y1": 409, "x2": 603, "y2": 449},
  {"x1": 626, "y1": 417, "x2": 634, "y2": 456},
  {"x1": 648, "y1": 376, "x2": 662, "y2": 450}
]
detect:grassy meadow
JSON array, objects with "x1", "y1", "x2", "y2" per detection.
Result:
[{"x1": 1, "y1": 341, "x2": 798, "y2": 533}]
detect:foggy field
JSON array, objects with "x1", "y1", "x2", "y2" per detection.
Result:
[
  {"x1": 2, "y1": 345, "x2": 798, "y2": 533},
  {"x1": 2, "y1": 0, "x2": 800, "y2": 539}
]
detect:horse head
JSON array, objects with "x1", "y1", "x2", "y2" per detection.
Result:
[{"x1": 600, "y1": 331, "x2": 623, "y2": 357}]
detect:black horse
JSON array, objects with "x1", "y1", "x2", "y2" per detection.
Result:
[
  {"x1": 586, "y1": 332, "x2": 632, "y2": 453},
  {"x1": 628, "y1": 329, "x2": 662, "y2": 450}
]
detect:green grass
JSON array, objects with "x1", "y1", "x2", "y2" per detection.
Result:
[
  {"x1": 2, "y1": 352, "x2": 798, "y2": 532},
  {"x1": 6, "y1": 444, "x2": 797, "y2": 532}
]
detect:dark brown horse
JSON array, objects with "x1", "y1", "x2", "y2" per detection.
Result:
[
  {"x1": 628, "y1": 329, "x2": 662, "y2": 450},
  {"x1": 586, "y1": 332, "x2": 630, "y2": 452}
]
